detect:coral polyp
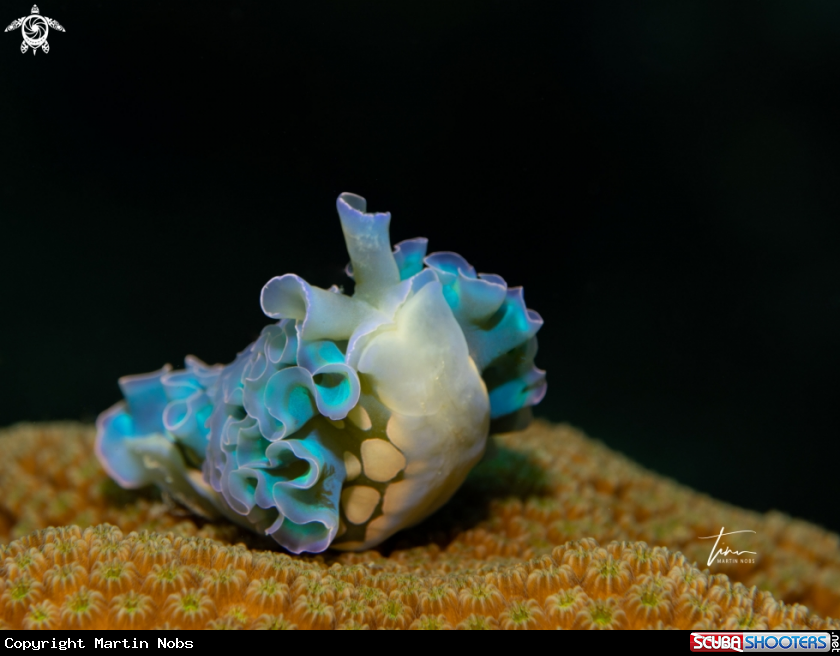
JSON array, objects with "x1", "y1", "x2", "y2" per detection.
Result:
[{"x1": 95, "y1": 193, "x2": 546, "y2": 553}]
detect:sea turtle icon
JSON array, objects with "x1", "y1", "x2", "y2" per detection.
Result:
[{"x1": 4, "y1": 5, "x2": 64, "y2": 55}]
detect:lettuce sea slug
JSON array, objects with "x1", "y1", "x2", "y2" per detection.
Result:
[{"x1": 96, "y1": 193, "x2": 546, "y2": 554}]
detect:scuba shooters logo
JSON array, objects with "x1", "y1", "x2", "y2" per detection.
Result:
[
  {"x1": 4, "y1": 5, "x2": 64, "y2": 55},
  {"x1": 690, "y1": 632, "x2": 836, "y2": 652}
]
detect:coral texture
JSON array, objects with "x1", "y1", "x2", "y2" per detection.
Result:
[
  {"x1": 96, "y1": 193, "x2": 545, "y2": 554},
  {"x1": 0, "y1": 421, "x2": 838, "y2": 629},
  {"x1": 1, "y1": 525, "x2": 837, "y2": 630}
]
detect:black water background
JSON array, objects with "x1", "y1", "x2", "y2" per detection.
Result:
[{"x1": 0, "y1": 1, "x2": 838, "y2": 534}]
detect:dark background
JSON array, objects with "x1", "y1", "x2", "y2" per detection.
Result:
[{"x1": 1, "y1": 1, "x2": 838, "y2": 534}]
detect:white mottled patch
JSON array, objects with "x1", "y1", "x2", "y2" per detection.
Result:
[
  {"x1": 361, "y1": 439, "x2": 406, "y2": 483},
  {"x1": 364, "y1": 513, "x2": 392, "y2": 546},
  {"x1": 343, "y1": 451, "x2": 362, "y2": 481},
  {"x1": 381, "y1": 478, "x2": 424, "y2": 516},
  {"x1": 385, "y1": 413, "x2": 411, "y2": 452},
  {"x1": 341, "y1": 485, "x2": 381, "y2": 525},
  {"x1": 347, "y1": 404, "x2": 372, "y2": 430}
]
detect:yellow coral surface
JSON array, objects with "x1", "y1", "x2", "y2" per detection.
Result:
[{"x1": 1, "y1": 420, "x2": 838, "y2": 629}]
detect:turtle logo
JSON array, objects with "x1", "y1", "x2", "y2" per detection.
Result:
[{"x1": 4, "y1": 5, "x2": 64, "y2": 55}]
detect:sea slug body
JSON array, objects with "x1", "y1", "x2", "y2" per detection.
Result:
[{"x1": 96, "y1": 193, "x2": 546, "y2": 554}]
